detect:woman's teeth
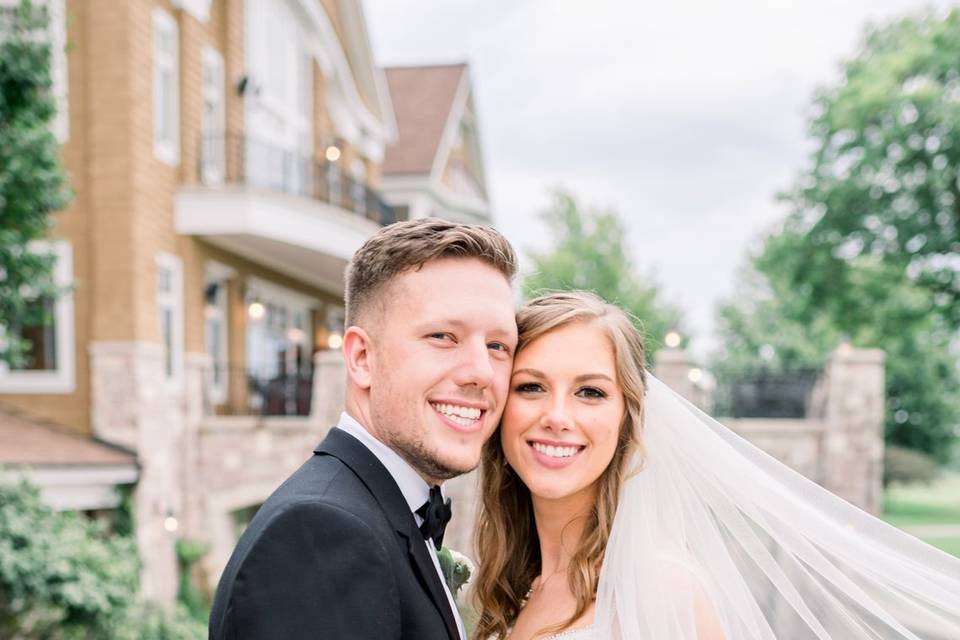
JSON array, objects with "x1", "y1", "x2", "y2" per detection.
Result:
[
  {"x1": 432, "y1": 403, "x2": 482, "y2": 426},
  {"x1": 532, "y1": 442, "x2": 581, "y2": 458}
]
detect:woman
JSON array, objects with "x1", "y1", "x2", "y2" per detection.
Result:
[{"x1": 473, "y1": 291, "x2": 960, "y2": 639}]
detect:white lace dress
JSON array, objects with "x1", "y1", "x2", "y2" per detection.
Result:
[{"x1": 543, "y1": 627, "x2": 594, "y2": 639}]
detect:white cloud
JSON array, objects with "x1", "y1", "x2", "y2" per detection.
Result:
[{"x1": 365, "y1": 0, "x2": 953, "y2": 357}]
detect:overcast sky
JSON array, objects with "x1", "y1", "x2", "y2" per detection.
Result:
[{"x1": 365, "y1": 0, "x2": 951, "y2": 357}]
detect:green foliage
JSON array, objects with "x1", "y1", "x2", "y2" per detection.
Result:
[
  {"x1": 777, "y1": 9, "x2": 960, "y2": 330},
  {"x1": 883, "y1": 445, "x2": 942, "y2": 487},
  {"x1": 175, "y1": 538, "x2": 210, "y2": 624},
  {"x1": 0, "y1": 0, "x2": 71, "y2": 367},
  {"x1": 0, "y1": 477, "x2": 205, "y2": 639},
  {"x1": 714, "y1": 9, "x2": 960, "y2": 463},
  {"x1": 523, "y1": 191, "x2": 684, "y2": 358}
]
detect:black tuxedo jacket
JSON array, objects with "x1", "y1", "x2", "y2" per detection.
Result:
[{"x1": 208, "y1": 428, "x2": 461, "y2": 640}]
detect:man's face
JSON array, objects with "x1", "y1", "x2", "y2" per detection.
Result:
[{"x1": 367, "y1": 257, "x2": 517, "y2": 483}]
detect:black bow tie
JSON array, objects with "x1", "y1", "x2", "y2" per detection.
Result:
[{"x1": 416, "y1": 485, "x2": 452, "y2": 550}]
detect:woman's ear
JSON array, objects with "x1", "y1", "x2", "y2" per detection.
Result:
[{"x1": 342, "y1": 326, "x2": 373, "y2": 390}]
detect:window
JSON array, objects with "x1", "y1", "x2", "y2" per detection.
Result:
[
  {"x1": 153, "y1": 8, "x2": 179, "y2": 165},
  {"x1": 204, "y1": 262, "x2": 233, "y2": 405},
  {"x1": 200, "y1": 47, "x2": 225, "y2": 184},
  {"x1": 244, "y1": 279, "x2": 315, "y2": 414},
  {"x1": 0, "y1": 241, "x2": 75, "y2": 393},
  {"x1": 351, "y1": 158, "x2": 366, "y2": 214},
  {"x1": 156, "y1": 252, "x2": 184, "y2": 384}
]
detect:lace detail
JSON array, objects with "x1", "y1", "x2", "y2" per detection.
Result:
[{"x1": 544, "y1": 627, "x2": 594, "y2": 639}]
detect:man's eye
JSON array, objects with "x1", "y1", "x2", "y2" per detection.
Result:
[
  {"x1": 577, "y1": 387, "x2": 607, "y2": 400},
  {"x1": 427, "y1": 332, "x2": 453, "y2": 341},
  {"x1": 488, "y1": 341, "x2": 510, "y2": 354}
]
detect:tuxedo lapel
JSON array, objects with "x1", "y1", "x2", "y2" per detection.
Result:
[
  {"x1": 315, "y1": 429, "x2": 460, "y2": 640},
  {"x1": 405, "y1": 523, "x2": 461, "y2": 640}
]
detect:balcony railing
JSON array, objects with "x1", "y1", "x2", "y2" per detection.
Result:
[
  {"x1": 208, "y1": 365, "x2": 314, "y2": 417},
  {"x1": 197, "y1": 132, "x2": 399, "y2": 226}
]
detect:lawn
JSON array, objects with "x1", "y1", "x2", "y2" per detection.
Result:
[{"x1": 883, "y1": 471, "x2": 960, "y2": 558}]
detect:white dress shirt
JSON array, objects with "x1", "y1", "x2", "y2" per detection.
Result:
[{"x1": 336, "y1": 412, "x2": 466, "y2": 640}]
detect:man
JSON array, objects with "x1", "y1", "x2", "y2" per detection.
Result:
[{"x1": 209, "y1": 218, "x2": 518, "y2": 639}]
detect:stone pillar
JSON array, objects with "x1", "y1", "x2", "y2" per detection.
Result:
[
  {"x1": 89, "y1": 341, "x2": 185, "y2": 604},
  {"x1": 653, "y1": 348, "x2": 709, "y2": 410},
  {"x1": 815, "y1": 345, "x2": 886, "y2": 515},
  {"x1": 311, "y1": 349, "x2": 346, "y2": 428}
]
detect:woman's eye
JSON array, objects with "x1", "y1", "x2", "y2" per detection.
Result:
[
  {"x1": 577, "y1": 387, "x2": 607, "y2": 400},
  {"x1": 514, "y1": 382, "x2": 543, "y2": 393}
]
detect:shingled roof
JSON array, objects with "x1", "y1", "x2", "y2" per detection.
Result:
[
  {"x1": 0, "y1": 408, "x2": 136, "y2": 467},
  {"x1": 382, "y1": 64, "x2": 466, "y2": 176}
]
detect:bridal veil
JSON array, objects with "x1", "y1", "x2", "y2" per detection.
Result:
[{"x1": 594, "y1": 375, "x2": 960, "y2": 639}]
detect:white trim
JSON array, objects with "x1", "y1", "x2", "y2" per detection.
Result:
[
  {"x1": 429, "y1": 71, "x2": 473, "y2": 182},
  {"x1": 155, "y1": 251, "x2": 185, "y2": 387},
  {"x1": 170, "y1": 0, "x2": 212, "y2": 23},
  {"x1": 200, "y1": 46, "x2": 225, "y2": 184},
  {"x1": 204, "y1": 259, "x2": 237, "y2": 282},
  {"x1": 0, "y1": 240, "x2": 76, "y2": 394},
  {"x1": 174, "y1": 183, "x2": 383, "y2": 270},
  {"x1": 1, "y1": 465, "x2": 139, "y2": 511},
  {"x1": 152, "y1": 7, "x2": 180, "y2": 166},
  {"x1": 246, "y1": 276, "x2": 320, "y2": 311},
  {"x1": 291, "y1": 0, "x2": 395, "y2": 145},
  {"x1": 204, "y1": 263, "x2": 231, "y2": 405},
  {"x1": 47, "y1": 0, "x2": 68, "y2": 142}
]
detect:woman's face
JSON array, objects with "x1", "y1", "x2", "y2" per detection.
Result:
[{"x1": 501, "y1": 322, "x2": 625, "y2": 503}]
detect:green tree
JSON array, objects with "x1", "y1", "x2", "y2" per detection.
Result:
[
  {"x1": 0, "y1": 0, "x2": 71, "y2": 367},
  {"x1": 776, "y1": 9, "x2": 960, "y2": 331},
  {"x1": 715, "y1": 10, "x2": 960, "y2": 463},
  {"x1": 523, "y1": 191, "x2": 684, "y2": 359},
  {"x1": 714, "y1": 253, "x2": 960, "y2": 462},
  {"x1": 0, "y1": 477, "x2": 205, "y2": 639}
]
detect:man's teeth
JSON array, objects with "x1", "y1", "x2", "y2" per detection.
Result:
[
  {"x1": 432, "y1": 403, "x2": 482, "y2": 426},
  {"x1": 532, "y1": 442, "x2": 581, "y2": 458}
]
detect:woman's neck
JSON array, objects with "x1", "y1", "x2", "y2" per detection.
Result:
[{"x1": 531, "y1": 488, "x2": 595, "y2": 579}]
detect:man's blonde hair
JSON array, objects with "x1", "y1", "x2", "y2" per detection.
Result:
[{"x1": 344, "y1": 218, "x2": 517, "y2": 327}]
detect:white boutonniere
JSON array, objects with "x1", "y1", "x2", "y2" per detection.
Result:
[{"x1": 437, "y1": 547, "x2": 474, "y2": 598}]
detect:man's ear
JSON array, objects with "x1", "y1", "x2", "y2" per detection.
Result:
[{"x1": 342, "y1": 325, "x2": 373, "y2": 390}]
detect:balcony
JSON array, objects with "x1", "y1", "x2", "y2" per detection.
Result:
[{"x1": 175, "y1": 133, "x2": 400, "y2": 292}]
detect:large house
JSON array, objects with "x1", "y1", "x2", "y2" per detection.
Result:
[{"x1": 0, "y1": 0, "x2": 493, "y2": 602}]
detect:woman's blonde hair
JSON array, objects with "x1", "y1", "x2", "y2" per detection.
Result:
[{"x1": 472, "y1": 291, "x2": 648, "y2": 639}]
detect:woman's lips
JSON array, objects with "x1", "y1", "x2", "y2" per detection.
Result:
[{"x1": 527, "y1": 440, "x2": 585, "y2": 469}]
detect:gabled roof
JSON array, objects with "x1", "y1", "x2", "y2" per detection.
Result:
[
  {"x1": 382, "y1": 64, "x2": 467, "y2": 176},
  {"x1": 0, "y1": 408, "x2": 136, "y2": 467}
]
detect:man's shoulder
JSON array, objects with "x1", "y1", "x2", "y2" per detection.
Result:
[{"x1": 256, "y1": 451, "x2": 384, "y2": 531}]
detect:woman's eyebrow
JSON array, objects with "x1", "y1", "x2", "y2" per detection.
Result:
[
  {"x1": 573, "y1": 373, "x2": 615, "y2": 383},
  {"x1": 512, "y1": 367, "x2": 545, "y2": 378}
]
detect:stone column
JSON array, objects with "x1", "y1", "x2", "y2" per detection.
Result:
[
  {"x1": 653, "y1": 348, "x2": 709, "y2": 410},
  {"x1": 815, "y1": 345, "x2": 886, "y2": 514},
  {"x1": 89, "y1": 341, "x2": 185, "y2": 604},
  {"x1": 311, "y1": 349, "x2": 346, "y2": 428}
]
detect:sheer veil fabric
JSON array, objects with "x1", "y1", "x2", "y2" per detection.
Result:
[{"x1": 594, "y1": 375, "x2": 960, "y2": 640}]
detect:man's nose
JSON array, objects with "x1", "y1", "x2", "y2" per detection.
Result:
[{"x1": 452, "y1": 338, "x2": 496, "y2": 389}]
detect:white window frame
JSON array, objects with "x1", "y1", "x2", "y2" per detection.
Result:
[
  {"x1": 200, "y1": 46, "x2": 225, "y2": 184},
  {"x1": 156, "y1": 251, "x2": 184, "y2": 386},
  {"x1": 0, "y1": 240, "x2": 75, "y2": 394},
  {"x1": 204, "y1": 261, "x2": 234, "y2": 405},
  {"x1": 152, "y1": 8, "x2": 180, "y2": 165}
]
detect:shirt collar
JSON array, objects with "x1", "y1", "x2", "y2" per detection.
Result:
[{"x1": 336, "y1": 412, "x2": 435, "y2": 519}]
